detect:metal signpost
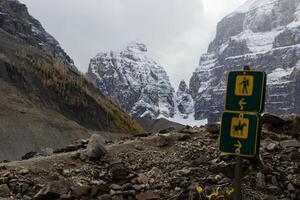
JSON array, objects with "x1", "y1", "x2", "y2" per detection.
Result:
[{"x1": 219, "y1": 66, "x2": 267, "y2": 200}]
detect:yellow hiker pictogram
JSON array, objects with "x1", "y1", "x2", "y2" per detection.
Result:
[
  {"x1": 230, "y1": 117, "x2": 249, "y2": 139},
  {"x1": 235, "y1": 75, "x2": 254, "y2": 96}
]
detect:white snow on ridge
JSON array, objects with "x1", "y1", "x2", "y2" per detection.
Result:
[
  {"x1": 235, "y1": 0, "x2": 276, "y2": 13},
  {"x1": 267, "y1": 67, "x2": 294, "y2": 85},
  {"x1": 232, "y1": 29, "x2": 282, "y2": 53},
  {"x1": 158, "y1": 114, "x2": 207, "y2": 127}
]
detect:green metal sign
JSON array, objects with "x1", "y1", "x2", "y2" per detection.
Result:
[
  {"x1": 225, "y1": 71, "x2": 267, "y2": 112},
  {"x1": 219, "y1": 111, "x2": 261, "y2": 157}
]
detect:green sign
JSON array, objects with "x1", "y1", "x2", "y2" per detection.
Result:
[
  {"x1": 219, "y1": 111, "x2": 260, "y2": 157},
  {"x1": 225, "y1": 71, "x2": 267, "y2": 112}
]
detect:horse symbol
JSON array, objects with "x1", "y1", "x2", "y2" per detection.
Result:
[{"x1": 232, "y1": 120, "x2": 247, "y2": 137}]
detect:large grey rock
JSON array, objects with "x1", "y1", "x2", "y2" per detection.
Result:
[{"x1": 86, "y1": 134, "x2": 107, "y2": 160}]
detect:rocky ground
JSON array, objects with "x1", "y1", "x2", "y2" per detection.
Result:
[{"x1": 0, "y1": 114, "x2": 299, "y2": 200}]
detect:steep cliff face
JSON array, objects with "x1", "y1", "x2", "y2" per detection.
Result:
[
  {"x1": 0, "y1": 0, "x2": 76, "y2": 71},
  {"x1": 190, "y1": 0, "x2": 300, "y2": 122},
  {"x1": 87, "y1": 42, "x2": 175, "y2": 119},
  {"x1": 175, "y1": 80, "x2": 194, "y2": 119}
]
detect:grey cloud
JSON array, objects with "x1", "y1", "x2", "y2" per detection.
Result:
[{"x1": 21, "y1": 0, "x2": 245, "y2": 88}]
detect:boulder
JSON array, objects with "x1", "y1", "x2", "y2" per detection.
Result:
[
  {"x1": 262, "y1": 113, "x2": 287, "y2": 128},
  {"x1": 86, "y1": 134, "x2": 107, "y2": 160}
]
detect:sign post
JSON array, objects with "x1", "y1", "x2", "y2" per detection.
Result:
[{"x1": 219, "y1": 66, "x2": 267, "y2": 200}]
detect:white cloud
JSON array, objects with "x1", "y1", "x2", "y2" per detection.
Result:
[{"x1": 21, "y1": 0, "x2": 246, "y2": 88}]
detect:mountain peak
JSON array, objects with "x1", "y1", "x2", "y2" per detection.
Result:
[
  {"x1": 87, "y1": 42, "x2": 175, "y2": 119},
  {"x1": 234, "y1": 0, "x2": 275, "y2": 13},
  {"x1": 177, "y1": 80, "x2": 189, "y2": 93},
  {"x1": 126, "y1": 41, "x2": 147, "y2": 52}
]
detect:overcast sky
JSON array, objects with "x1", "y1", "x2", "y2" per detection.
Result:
[{"x1": 21, "y1": 0, "x2": 246, "y2": 88}]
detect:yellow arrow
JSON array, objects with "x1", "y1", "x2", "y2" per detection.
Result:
[
  {"x1": 239, "y1": 98, "x2": 247, "y2": 110},
  {"x1": 234, "y1": 140, "x2": 242, "y2": 149}
]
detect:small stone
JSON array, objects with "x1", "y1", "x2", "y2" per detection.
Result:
[
  {"x1": 271, "y1": 175, "x2": 278, "y2": 186},
  {"x1": 135, "y1": 145, "x2": 144, "y2": 151},
  {"x1": 0, "y1": 177, "x2": 8, "y2": 185},
  {"x1": 22, "y1": 195, "x2": 32, "y2": 200},
  {"x1": 280, "y1": 139, "x2": 300, "y2": 148},
  {"x1": 21, "y1": 151, "x2": 38, "y2": 160},
  {"x1": 287, "y1": 183, "x2": 295, "y2": 191},
  {"x1": 40, "y1": 147, "x2": 53, "y2": 156},
  {"x1": 256, "y1": 172, "x2": 266, "y2": 189},
  {"x1": 121, "y1": 183, "x2": 132, "y2": 191},
  {"x1": 0, "y1": 184, "x2": 10, "y2": 197},
  {"x1": 98, "y1": 194, "x2": 112, "y2": 200},
  {"x1": 111, "y1": 166, "x2": 130, "y2": 180},
  {"x1": 33, "y1": 180, "x2": 70, "y2": 200},
  {"x1": 62, "y1": 169, "x2": 71, "y2": 176},
  {"x1": 266, "y1": 143, "x2": 277, "y2": 151},
  {"x1": 159, "y1": 127, "x2": 176, "y2": 134},
  {"x1": 136, "y1": 190, "x2": 160, "y2": 200},
  {"x1": 19, "y1": 168, "x2": 30, "y2": 175},
  {"x1": 154, "y1": 135, "x2": 173, "y2": 147},
  {"x1": 290, "y1": 150, "x2": 300, "y2": 162},
  {"x1": 110, "y1": 184, "x2": 122, "y2": 190},
  {"x1": 205, "y1": 123, "x2": 220, "y2": 133},
  {"x1": 79, "y1": 151, "x2": 87, "y2": 161},
  {"x1": 71, "y1": 185, "x2": 91, "y2": 198},
  {"x1": 137, "y1": 173, "x2": 148, "y2": 184},
  {"x1": 132, "y1": 185, "x2": 144, "y2": 191},
  {"x1": 70, "y1": 151, "x2": 80, "y2": 159}
]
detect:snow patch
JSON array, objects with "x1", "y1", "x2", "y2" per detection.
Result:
[{"x1": 158, "y1": 114, "x2": 207, "y2": 127}]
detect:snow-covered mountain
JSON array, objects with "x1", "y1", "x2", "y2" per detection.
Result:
[
  {"x1": 87, "y1": 42, "x2": 175, "y2": 119},
  {"x1": 190, "y1": 0, "x2": 300, "y2": 122}
]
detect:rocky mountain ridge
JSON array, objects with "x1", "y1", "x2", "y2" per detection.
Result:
[
  {"x1": 189, "y1": 0, "x2": 300, "y2": 122},
  {"x1": 0, "y1": 0, "x2": 76, "y2": 71}
]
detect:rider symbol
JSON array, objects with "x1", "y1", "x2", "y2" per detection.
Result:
[{"x1": 230, "y1": 117, "x2": 249, "y2": 139}]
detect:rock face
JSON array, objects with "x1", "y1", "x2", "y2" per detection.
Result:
[
  {"x1": 190, "y1": 0, "x2": 300, "y2": 122},
  {"x1": 0, "y1": 0, "x2": 76, "y2": 71},
  {"x1": 175, "y1": 80, "x2": 194, "y2": 119},
  {"x1": 87, "y1": 42, "x2": 175, "y2": 119}
]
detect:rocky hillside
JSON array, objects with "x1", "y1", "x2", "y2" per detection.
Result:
[
  {"x1": 0, "y1": 0, "x2": 143, "y2": 160},
  {"x1": 190, "y1": 0, "x2": 300, "y2": 122},
  {"x1": 87, "y1": 42, "x2": 175, "y2": 119},
  {"x1": 0, "y1": 113, "x2": 299, "y2": 199},
  {"x1": 0, "y1": 0, "x2": 75, "y2": 71}
]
